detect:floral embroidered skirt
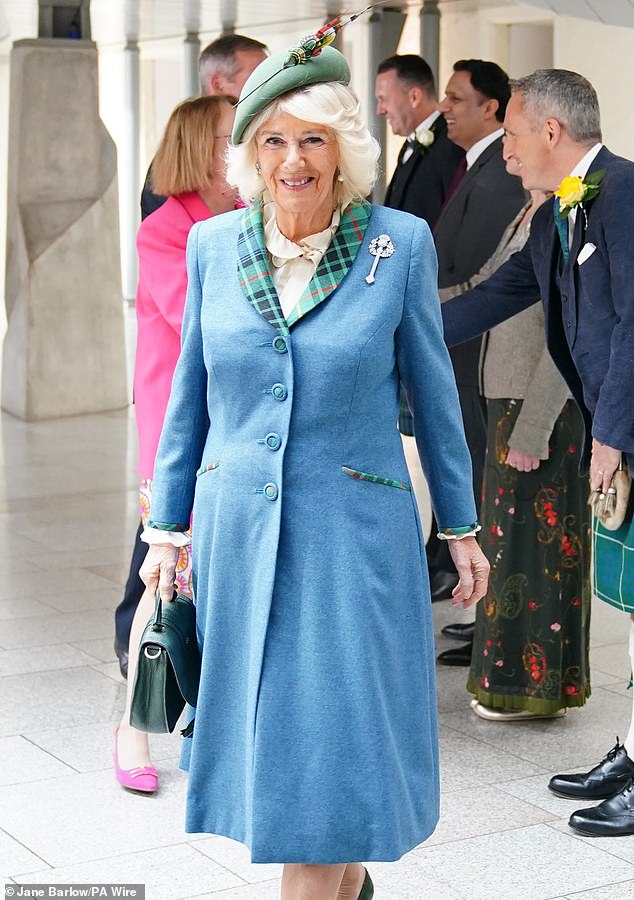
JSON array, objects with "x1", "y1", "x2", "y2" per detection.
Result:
[
  {"x1": 467, "y1": 399, "x2": 591, "y2": 713},
  {"x1": 139, "y1": 479, "x2": 193, "y2": 595}
]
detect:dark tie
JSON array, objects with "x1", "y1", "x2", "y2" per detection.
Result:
[
  {"x1": 436, "y1": 157, "x2": 467, "y2": 223},
  {"x1": 553, "y1": 196, "x2": 570, "y2": 262}
]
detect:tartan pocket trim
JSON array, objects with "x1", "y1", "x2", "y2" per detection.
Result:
[
  {"x1": 195, "y1": 460, "x2": 221, "y2": 478},
  {"x1": 341, "y1": 465, "x2": 411, "y2": 492}
]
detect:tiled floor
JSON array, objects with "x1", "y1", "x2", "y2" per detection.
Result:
[{"x1": 1, "y1": 406, "x2": 634, "y2": 900}]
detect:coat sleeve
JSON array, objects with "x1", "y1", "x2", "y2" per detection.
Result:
[
  {"x1": 591, "y1": 187, "x2": 634, "y2": 456},
  {"x1": 136, "y1": 201, "x2": 191, "y2": 336},
  {"x1": 442, "y1": 239, "x2": 541, "y2": 348},
  {"x1": 395, "y1": 218, "x2": 477, "y2": 531},
  {"x1": 147, "y1": 222, "x2": 210, "y2": 530},
  {"x1": 507, "y1": 346, "x2": 570, "y2": 459}
]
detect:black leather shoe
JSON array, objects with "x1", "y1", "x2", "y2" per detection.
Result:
[
  {"x1": 429, "y1": 569, "x2": 459, "y2": 602},
  {"x1": 114, "y1": 637, "x2": 129, "y2": 680},
  {"x1": 437, "y1": 641, "x2": 473, "y2": 666},
  {"x1": 569, "y1": 778, "x2": 634, "y2": 836},
  {"x1": 441, "y1": 621, "x2": 475, "y2": 641},
  {"x1": 548, "y1": 738, "x2": 634, "y2": 800}
]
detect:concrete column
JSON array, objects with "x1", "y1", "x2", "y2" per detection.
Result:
[
  {"x1": 121, "y1": 39, "x2": 140, "y2": 302},
  {"x1": 367, "y1": 7, "x2": 407, "y2": 199},
  {"x1": 3, "y1": 39, "x2": 127, "y2": 419},
  {"x1": 420, "y1": 0, "x2": 440, "y2": 88},
  {"x1": 184, "y1": 33, "x2": 201, "y2": 97}
]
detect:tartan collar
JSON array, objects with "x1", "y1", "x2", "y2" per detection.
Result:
[{"x1": 236, "y1": 201, "x2": 371, "y2": 333}]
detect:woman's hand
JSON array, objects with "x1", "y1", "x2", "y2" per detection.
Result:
[
  {"x1": 139, "y1": 543, "x2": 179, "y2": 602},
  {"x1": 506, "y1": 449, "x2": 540, "y2": 472},
  {"x1": 590, "y1": 438, "x2": 621, "y2": 494},
  {"x1": 446, "y1": 536, "x2": 490, "y2": 609}
]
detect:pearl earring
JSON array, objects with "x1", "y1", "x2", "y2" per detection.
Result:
[{"x1": 255, "y1": 161, "x2": 261, "y2": 174}]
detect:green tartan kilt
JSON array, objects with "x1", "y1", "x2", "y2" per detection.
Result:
[{"x1": 593, "y1": 491, "x2": 634, "y2": 613}]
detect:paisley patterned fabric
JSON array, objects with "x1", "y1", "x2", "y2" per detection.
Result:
[{"x1": 467, "y1": 399, "x2": 591, "y2": 714}]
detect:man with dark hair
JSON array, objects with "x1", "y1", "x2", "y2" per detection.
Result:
[
  {"x1": 114, "y1": 34, "x2": 268, "y2": 679},
  {"x1": 140, "y1": 33, "x2": 267, "y2": 221},
  {"x1": 376, "y1": 54, "x2": 464, "y2": 227},
  {"x1": 431, "y1": 60, "x2": 526, "y2": 647},
  {"x1": 442, "y1": 69, "x2": 634, "y2": 835}
]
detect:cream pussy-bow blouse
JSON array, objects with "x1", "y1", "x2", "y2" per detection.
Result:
[
  {"x1": 263, "y1": 200, "x2": 341, "y2": 317},
  {"x1": 142, "y1": 201, "x2": 343, "y2": 548}
]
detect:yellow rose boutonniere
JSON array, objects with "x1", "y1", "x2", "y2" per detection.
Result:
[{"x1": 555, "y1": 169, "x2": 605, "y2": 218}]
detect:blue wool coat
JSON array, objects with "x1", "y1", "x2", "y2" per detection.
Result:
[{"x1": 149, "y1": 202, "x2": 477, "y2": 863}]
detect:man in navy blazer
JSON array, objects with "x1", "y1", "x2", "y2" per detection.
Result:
[{"x1": 443, "y1": 69, "x2": 634, "y2": 836}]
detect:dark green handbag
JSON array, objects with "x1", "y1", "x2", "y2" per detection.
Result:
[{"x1": 130, "y1": 590, "x2": 200, "y2": 735}]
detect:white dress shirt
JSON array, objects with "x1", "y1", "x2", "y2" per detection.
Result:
[
  {"x1": 465, "y1": 127, "x2": 504, "y2": 171},
  {"x1": 402, "y1": 109, "x2": 441, "y2": 164},
  {"x1": 565, "y1": 142, "x2": 603, "y2": 239}
]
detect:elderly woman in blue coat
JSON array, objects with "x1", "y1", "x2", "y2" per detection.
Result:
[{"x1": 139, "y1": 37, "x2": 489, "y2": 900}]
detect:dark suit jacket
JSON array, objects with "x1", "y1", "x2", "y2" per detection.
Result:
[
  {"x1": 433, "y1": 136, "x2": 527, "y2": 385},
  {"x1": 384, "y1": 115, "x2": 464, "y2": 227},
  {"x1": 442, "y1": 146, "x2": 634, "y2": 471},
  {"x1": 141, "y1": 162, "x2": 166, "y2": 221}
]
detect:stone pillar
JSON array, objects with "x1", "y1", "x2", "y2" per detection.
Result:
[
  {"x1": 184, "y1": 33, "x2": 201, "y2": 97},
  {"x1": 3, "y1": 39, "x2": 127, "y2": 420},
  {"x1": 121, "y1": 39, "x2": 140, "y2": 301},
  {"x1": 420, "y1": 0, "x2": 440, "y2": 88}
]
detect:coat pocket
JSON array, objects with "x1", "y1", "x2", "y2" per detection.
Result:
[
  {"x1": 341, "y1": 465, "x2": 411, "y2": 491},
  {"x1": 195, "y1": 460, "x2": 221, "y2": 478}
]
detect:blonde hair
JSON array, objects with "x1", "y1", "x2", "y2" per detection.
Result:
[
  {"x1": 151, "y1": 96, "x2": 231, "y2": 196},
  {"x1": 226, "y1": 82, "x2": 379, "y2": 206}
]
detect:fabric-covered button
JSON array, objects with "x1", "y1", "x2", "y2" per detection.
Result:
[
  {"x1": 265, "y1": 432, "x2": 282, "y2": 451},
  {"x1": 263, "y1": 482, "x2": 278, "y2": 501},
  {"x1": 271, "y1": 383, "x2": 288, "y2": 401},
  {"x1": 273, "y1": 336, "x2": 288, "y2": 353}
]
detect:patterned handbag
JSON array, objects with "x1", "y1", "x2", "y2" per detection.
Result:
[{"x1": 130, "y1": 590, "x2": 200, "y2": 734}]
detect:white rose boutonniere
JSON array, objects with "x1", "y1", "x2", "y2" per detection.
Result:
[{"x1": 412, "y1": 126, "x2": 435, "y2": 155}]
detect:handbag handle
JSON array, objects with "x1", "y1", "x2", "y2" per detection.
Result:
[{"x1": 151, "y1": 587, "x2": 177, "y2": 632}]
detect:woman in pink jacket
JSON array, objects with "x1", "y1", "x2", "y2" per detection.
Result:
[{"x1": 115, "y1": 95, "x2": 237, "y2": 792}]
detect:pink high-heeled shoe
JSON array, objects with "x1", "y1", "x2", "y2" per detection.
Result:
[{"x1": 113, "y1": 727, "x2": 158, "y2": 793}]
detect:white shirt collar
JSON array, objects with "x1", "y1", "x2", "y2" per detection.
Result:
[
  {"x1": 263, "y1": 201, "x2": 340, "y2": 265},
  {"x1": 406, "y1": 109, "x2": 440, "y2": 143},
  {"x1": 465, "y1": 127, "x2": 504, "y2": 170},
  {"x1": 569, "y1": 142, "x2": 603, "y2": 180}
]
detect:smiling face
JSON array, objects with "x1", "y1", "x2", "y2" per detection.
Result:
[
  {"x1": 439, "y1": 70, "x2": 498, "y2": 150},
  {"x1": 502, "y1": 94, "x2": 555, "y2": 191},
  {"x1": 375, "y1": 69, "x2": 418, "y2": 136},
  {"x1": 255, "y1": 110, "x2": 340, "y2": 239}
]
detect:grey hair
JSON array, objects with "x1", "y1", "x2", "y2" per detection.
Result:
[
  {"x1": 511, "y1": 69, "x2": 601, "y2": 145},
  {"x1": 198, "y1": 34, "x2": 268, "y2": 95},
  {"x1": 226, "y1": 82, "x2": 380, "y2": 206}
]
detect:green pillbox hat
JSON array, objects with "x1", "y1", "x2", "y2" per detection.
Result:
[{"x1": 231, "y1": 45, "x2": 351, "y2": 145}]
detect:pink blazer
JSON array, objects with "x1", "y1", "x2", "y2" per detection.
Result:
[{"x1": 134, "y1": 192, "x2": 213, "y2": 478}]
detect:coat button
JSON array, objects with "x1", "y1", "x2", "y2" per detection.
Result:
[
  {"x1": 271, "y1": 383, "x2": 288, "y2": 401},
  {"x1": 265, "y1": 432, "x2": 282, "y2": 451},
  {"x1": 273, "y1": 336, "x2": 288, "y2": 353},
  {"x1": 562, "y1": 294, "x2": 568, "y2": 304},
  {"x1": 263, "y1": 482, "x2": 278, "y2": 501}
]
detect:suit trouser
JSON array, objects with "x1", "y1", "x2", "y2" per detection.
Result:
[
  {"x1": 114, "y1": 521, "x2": 147, "y2": 647},
  {"x1": 426, "y1": 382, "x2": 487, "y2": 577}
]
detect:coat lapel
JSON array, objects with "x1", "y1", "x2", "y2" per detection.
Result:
[
  {"x1": 236, "y1": 203, "x2": 289, "y2": 335},
  {"x1": 285, "y1": 202, "x2": 372, "y2": 328}
]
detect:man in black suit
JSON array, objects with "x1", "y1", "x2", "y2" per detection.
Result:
[
  {"x1": 376, "y1": 54, "x2": 464, "y2": 226},
  {"x1": 443, "y1": 69, "x2": 634, "y2": 835},
  {"x1": 431, "y1": 61, "x2": 526, "y2": 640}
]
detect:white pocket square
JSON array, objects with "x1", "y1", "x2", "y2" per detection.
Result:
[{"x1": 577, "y1": 242, "x2": 596, "y2": 265}]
